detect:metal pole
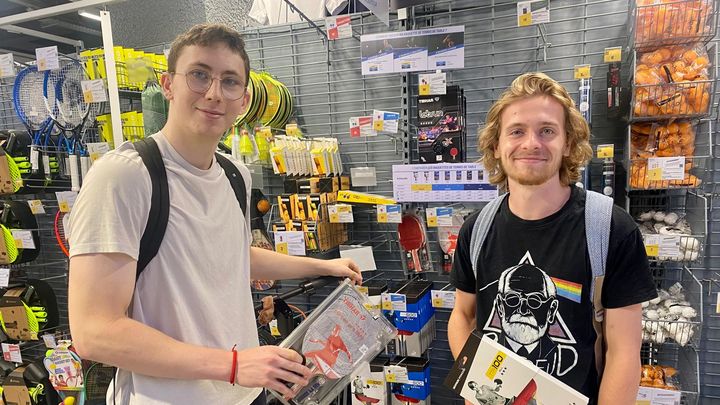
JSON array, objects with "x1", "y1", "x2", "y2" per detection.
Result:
[{"x1": 100, "y1": 10, "x2": 124, "y2": 149}]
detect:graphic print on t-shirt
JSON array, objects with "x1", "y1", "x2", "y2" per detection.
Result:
[{"x1": 480, "y1": 251, "x2": 579, "y2": 378}]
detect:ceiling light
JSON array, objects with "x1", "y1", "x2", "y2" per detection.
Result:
[{"x1": 78, "y1": 10, "x2": 102, "y2": 21}]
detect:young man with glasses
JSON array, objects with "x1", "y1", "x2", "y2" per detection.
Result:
[
  {"x1": 448, "y1": 73, "x2": 657, "y2": 404},
  {"x1": 68, "y1": 24, "x2": 361, "y2": 405}
]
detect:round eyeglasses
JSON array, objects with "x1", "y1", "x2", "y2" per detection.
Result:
[
  {"x1": 172, "y1": 69, "x2": 246, "y2": 101},
  {"x1": 501, "y1": 292, "x2": 552, "y2": 310}
]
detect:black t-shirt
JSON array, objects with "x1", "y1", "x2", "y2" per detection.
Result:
[{"x1": 451, "y1": 186, "x2": 657, "y2": 401}]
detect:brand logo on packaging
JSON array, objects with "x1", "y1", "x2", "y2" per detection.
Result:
[{"x1": 485, "y1": 351, "x2": 506, "y2": 380}]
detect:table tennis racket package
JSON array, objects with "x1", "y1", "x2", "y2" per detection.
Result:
[
  {"x1": 398, "y1": 213, "x2": 434, "y2": 273},
  {"x1": 269, "y1": 279, "x2": 397, "y2": 405},
  {"x1": 416, "y1": 85, "x2": 467, "y2": 164}
]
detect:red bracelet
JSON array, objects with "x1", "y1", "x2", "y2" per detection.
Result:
[{"x1": 230, "y1": 344, "x2": 238, "y2": 385}]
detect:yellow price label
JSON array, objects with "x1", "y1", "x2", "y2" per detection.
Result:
[
  {"x1": 378, "y1": 212, "x2": 388, "y2": 223},
  {"x1": 373, "y1": 120, "x2": 384, "y2": 131},
  {"x1": 645, "y1": 244, "x2": 659, "y2": 257},
  {"x1": 330, "y1": 213, "x2": 340, "y2": 223},
  {"x1": 28, "y1": 200, "x2": 43, "y2": 214},
  {"x1": 410, "y1": 184, "x2": 432, "y2": 191},
  {"x1": 574, "y1": 65, "x2": 591, "y2": 79},
  {"x1": 519, "y1": 13, "x2": 532, "y2": 26},
  {"x1": 58, "y1": 201, "x2": 70, "y2": 213},
  {"x1": 604, "y1": 47, "x2": 622, "y2": 63},
  {"x1": 270, "y1": 325, "x2": 281, "y2": 336},
  {"x1": 647, "y1": 167, "x2": 663, "y2": 181},
  {"x1": 597, "y1": 145, "x2": 614, "y2": 159},
  {"x1": 385, "y1": 373, "x2": 397, "y2": 383},
  {"x1": 357, "y1": 286, "x2": 369, "y2": 295},
  {"x1": 276, "y1": 242, "x2": 289, "y2": 255},
  {"x1": 427, "y1": 216, "x2": 438, "y2": 227},
  {"x1": 83, "y1": 90, "x2": 94, "y2": 103},
  {"x1": 382, "y1": 300, "x2": 393, "y2": 311},
  {"x1": 13, "y1": 239, "x2": 22, "y2": 249},
  {"x1": 38, "y1": 59, "x2": 47, "y2": 71},
  {"x1": 90, "y1": 152, "x2": 100, "y2": 162},
  {"x1": 419, "y1": 84, "x2": 430, "y2": 96},
  {"x1": 363, "y1": 303, "x2": 374, "y2": 311},
  {"x1": 432, "y1": 298, "x2": 444, "y2": 307}
]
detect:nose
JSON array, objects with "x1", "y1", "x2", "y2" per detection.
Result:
[
  {"x1": 205, "y1": 78, "x2": 223, "y2": 102},
  {"x1": 520, "y1": 130, "x2": 542, "y2": 150},
  {"x1": 518, "y1": 297, "x2": 531, "y2": 315}
]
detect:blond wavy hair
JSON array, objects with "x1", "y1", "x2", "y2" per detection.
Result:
[{"x1": 478, "y1": 72, "x2": 592, "y2": 188}]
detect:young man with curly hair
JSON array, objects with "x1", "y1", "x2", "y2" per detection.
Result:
[{"x1": 449, "y1": 73, "x2": 656, "y2": 404}]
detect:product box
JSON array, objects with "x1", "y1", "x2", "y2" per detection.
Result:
[
  {"x1": 277, "y1": 195, "x2": 292, "y2": 222},
  {"x1": 417, "y1": 85, "x2": 466, "y2": 164},
  {"x1": 444, "y1": 331, "x2": 589, "y2": 405},
  {"x1": 389, "y1": 357, "x2": 431, "y2": 402},
  {"x1": 340, "y1": 175, "x2": 351, "y2": 190},
  {"x1": 386, "y1": 315, "x2": 436, "y2": 357},
  {"x1": 384, "y1": 281, "x2": 435, "y2": 333},
  {"x1": 318, "y1": 177, "x2": 339, "y2": 193},
  {"x1": 636, "y1": 386, "x2": 681, "y2": 405},
  {"x1": 351, "y1": 356, "x2": 390, "y2": 405}
]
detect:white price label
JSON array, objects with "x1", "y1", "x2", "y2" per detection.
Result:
[
  {"x1": 81, "y1": 79, "x2": 108, "y2": 103},
  {"x1": 431, "y1": 290, "x2": 456, "y2": 308},
  {"x1": 644, "y1": 234, "x2": 681, "y2": 258},
  {"x1": 35, "y1": 46, "x2": 60, "y2": 71},
  {"x1": 55, "y1": 191, "x2": 78, "y2": 213},
  {"x1": 648, "y1": 157, "x2": 685, "y2": 181},
  {"x1": 377, "y1": 204, "x2": 402, "y2": 223},
  {"x1": 384, "y1": 365, "x2": 410, "y2": 383},
  {"x1": 11, "y1": 230, "x2": 35, "y2": 249},
  {"x1": 328, "y1": 204, "x2": 354, "y2": 223},
  {"x1": 269, "y1": 319, "x2": 281, "y2": 336},
  {"x1": 28, "y1": 200, "x2": 45, "y2": 214},
  {"x1": 1, "y1": 343, "x2": 22, "y2": 363},
  {"x1": 42, "y1": 334, "x2": 57, "y2": 349},
  {"x1": 30, "y1": 147, "x2": 39, "y2": 171},
  {"x1": 427, "y1": 207, "x2": 453, "y2": 227},
  {"x1": 0, "y1": 53, "x2": 15, "y2": 78},
  {"x1": 381, "y1": 293, "x2": 407, "y2": 311},
  {"x1": 273, "y1": 231, "x2": 306, "y2": 256},
  {"x1": 87, "y1": 142, "x2": 110, "y2": 162},
  {"x1": 418, "y1": 72, "x2": 447, "y2": 95},
  {"x1": 0, "y1": 268, "x2": 9, "y2": 288},
  {"x1": 325, "y1": 15, "x2": 352, "y2": 40}
]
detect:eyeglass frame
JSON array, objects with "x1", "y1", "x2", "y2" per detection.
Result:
[
  {"x1": 169, "y1": 69, "x2": 247, "y2": 101},
  {"x1": 499, "y1": 291, "x2": 554, "y2": 310}
]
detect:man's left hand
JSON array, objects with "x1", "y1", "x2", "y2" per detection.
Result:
[{"x1": 320, "y1": 258, "x2": 362, "y2": 285}]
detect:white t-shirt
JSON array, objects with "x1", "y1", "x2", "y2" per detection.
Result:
[
  {"x1": 68, "y1": 133, "x2": 262, "y2": 405},
  {"x1": 249, "y1": 0, "x2": 348, "y2": 25}
]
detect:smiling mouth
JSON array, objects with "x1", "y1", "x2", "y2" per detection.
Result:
[{"x1": 197, "y1": 107, "x2": 224, "y2": 117}]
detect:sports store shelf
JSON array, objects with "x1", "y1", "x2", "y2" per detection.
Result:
[{"x1": 1, "y1": 0, "x2": 720, "y2": 404}]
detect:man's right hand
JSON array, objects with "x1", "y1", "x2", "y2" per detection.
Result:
[{"x1": 236, "y1": 346, "x2": 313, "y2": 398}]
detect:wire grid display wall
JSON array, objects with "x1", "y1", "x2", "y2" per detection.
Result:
[{"x1": 235, "y1": 1, "x2": 720, "y2": 403}]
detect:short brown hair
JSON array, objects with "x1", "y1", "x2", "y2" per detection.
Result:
[
  {"x1": 478, "y1": 72, "x2": 592, "y2": 188},
  {"x1": 167, "y1": 23, "x2": 251, "y2": 86}
]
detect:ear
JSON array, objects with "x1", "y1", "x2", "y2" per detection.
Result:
[
  {"x1": 237, "y1": 89, "x2": 251, "y2": 115},
  {"x1": 495, "y1": 296, "x2": 505, "y2": 318},
  {"x1": 494, "y1": 143, "x2": 500, "y2": 159},
  {"x1": 160, "y1": 72, "x2": 174, "y2": 101},
  {"x1": 547, "y1": 299, "x2": 559, "y2": 324},
  {"x1": 563, "y1": 133, "x2": 571, "y2": 157}
]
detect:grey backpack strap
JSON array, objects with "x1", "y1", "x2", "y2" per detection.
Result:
[
  {"x1": 584, "y1": 189, "x2": 613, "y2": 379},
  {"x1": 470, "y1": 193, "x2": 508, "y2": 278}
]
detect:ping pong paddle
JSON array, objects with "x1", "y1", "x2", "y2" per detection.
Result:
[
  {"x1": 438, "y1": 213, "x2": 463, "y2": 274},
  {"x1": 398, "y1": 214, "x2": 425, "y2": 273},
  {"x1": 288, "y1": 288, "x2": 387, "y2": 404}
]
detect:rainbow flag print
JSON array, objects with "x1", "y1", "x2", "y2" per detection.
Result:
[{"x1": 551, "y1": 277, "x2": 582, "y2": 304}]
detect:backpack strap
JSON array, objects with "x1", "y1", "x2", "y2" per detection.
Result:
[
  {"x1": 134, "y1": 138, "x2": 248, "y2": 281},
  {"x1": 134, "y1": 137, "x2": 169, "y2": 280},
  {"x1": 470, "y1": 193, "x2": 508, "y2": 277},
  {"x1": 584, "y1": 189, "x2": 613, "y2": 379},
  {"x1": 214, "y1": 152, "x2": 248, "y2": 215}
]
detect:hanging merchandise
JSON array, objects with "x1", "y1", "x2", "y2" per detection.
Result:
[
  {"x1": 438, "y1": 213, "x2": 463, "y2": 274},
  {"x1": 24, "y1": 358, "x2": 63, "y2": 405},
  {"x1": 43, "y1": 340, "x2": 85, "y2": 404},
  {"x1": 578, "y1": 78, "x2": 592, "y2": 126},
  {"x1": 417, "y1": 85, "x2": 466, "y2": 164},
  {"x1": 0, "y1": 200, "x2": 41, "y2": 264},
  {"x1": 269, "y1": 280, "x2": 396, "y2": 405},
  {"x1": 632, "y1": 44, "x2": 714, "y2": 119},
  {"x1": 235, "y1": 71, "x2": 293, "y2": 129},
  {"x1": 141, "y1": 81, "x2": 169, "y2": 136},
  {"x1": 632, "y1": 0, "x2": 716, "y2": 49},
  {"x1": 0, "y1": 279, "x2": 59, "y2": 341}
]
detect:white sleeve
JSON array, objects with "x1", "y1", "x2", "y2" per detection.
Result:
[
  {"x1": 326, "y1": 0, "x2": 348, "y2": 15},
  {"x1": 68, "y1": 150, "x2": 151, "y2": 260},
  {"x1": 249, "y1": 0, "x2": 269, "y2": 25}
]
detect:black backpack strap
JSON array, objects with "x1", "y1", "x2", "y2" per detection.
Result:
[
  {"x1": 134, "y1": 137, "x2": 169, "y2": 280},
  {"x1": 214, "y1": 153, "x2": 247, "y2": 216}
]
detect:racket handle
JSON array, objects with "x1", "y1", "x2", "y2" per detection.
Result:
[
  {"x1": 42, "y1": 153, "x2": 51, "y2": 179},
  {"x1": 69, "y1": 155, "x2": 80, "y2": 192},
  {"x1": 410, "y1": 250, "x2": 422, "y2": 273},
  {"x1": 80, "y1": 156, "x2": 90, "y2": 184}
]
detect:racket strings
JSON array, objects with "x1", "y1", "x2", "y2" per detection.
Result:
[
  {"x1": 16, "y1": 69, "x2": 49, "y2": 129},
  {"x1": 57, "y1": 65, "x2": 89, "y2": 129}
]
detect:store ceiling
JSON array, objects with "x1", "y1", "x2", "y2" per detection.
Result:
[{"x1": 0, "y1": 0, "x2": 104, "y2": 59}]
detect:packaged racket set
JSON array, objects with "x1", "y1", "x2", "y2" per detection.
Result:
[{"x1": 270, "y1": 280, "x2": 396, "y2": 405}]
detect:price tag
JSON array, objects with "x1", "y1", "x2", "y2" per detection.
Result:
[
  {"x1": 0, "y1": 268, "x2": 8, "y2": 288},
  {"x1": 285, "y1": 124, "x2": 300, "y2": 137},
  {"x1": 431, "y1": 290, "x2": 456, "y2": 309},
  {"x1": 1, "y1": 343, "x2": 21, "y2": 363},
  {"x1": 55, "y1": 191, "x2": 78, "y2": 213},
  {"x1": 274, "y1": 231, "x2": 305, "y2": 256},
  {"x1": 418, "y1": 72, "x2": 446, "y2": 95},
  {"x1": 647, "y1": 157, "x2": 685, "y2": 181},
  {"x1": 357, "y1": 286, "x2": 369, "y2": 296},
  {"x1": 597, "y1": 144, "x2": 614, "y2": 159},
  {"x1": 0, "y1": 53, "x2": 15, "y2": 78},
  {"x1": 30, "y1": 147, "x2": 39, "y2": 171},
  {"x1": 81, "y1": 79, "x2": 108, "y2": 103},
  {"x1": 28, "y1": 200, "x2": 45, "y2": 215},
  {"x1": 377, "y1": 204, "x2": 402, "y2": 223},
  {"x1": 574, "y1": 64, "x2": 591, "y2": 79},
  {"x1": 427, "y1": 215, "x2": 438, "y2": 227},
  {"x1": 519, "y1": 12, "x2": 532, "y2": 26},
  {"x1": 658, "y1": 235, "x2": 681, "y2": 258},
  {"x1": 42, "y1": 334, "x2": 57, "y2": 349},
  {"x1": 604, "y1": 47, "x2": 622, "y2": 63},
  {"x1": 325, "y1": 15, "x2": 352, "y2": 40},
  {"x1": 644, "y1": 235, "x2": 660, "y2": 257},
  {"x1": 36, "y1": 46, "x2": 60, "y2": 71},
  {"x1": 328, "y1": 204, "x2": 354, "y2": 223},
  {"x1": 381, "y1": 293, "x2": 407, "y2": 311},
  {"x1": 373, "y1": 119, "x2": 384, "y2": 131},
  {"x1": 87, "y1": 142, "x2": 110, "y2": 163},
  {"x1": 11, "y1": 230, "x2": 35, "y2": 249},
  {"x1": 384, "y1": 366, "x2": 410, "y2": 383},
  {"x1": 269, "y1": 319, "x2": 281, "y2": 336},
  {"x1": 426, "y1": 207, "x2": 453, "y2": 227}
]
